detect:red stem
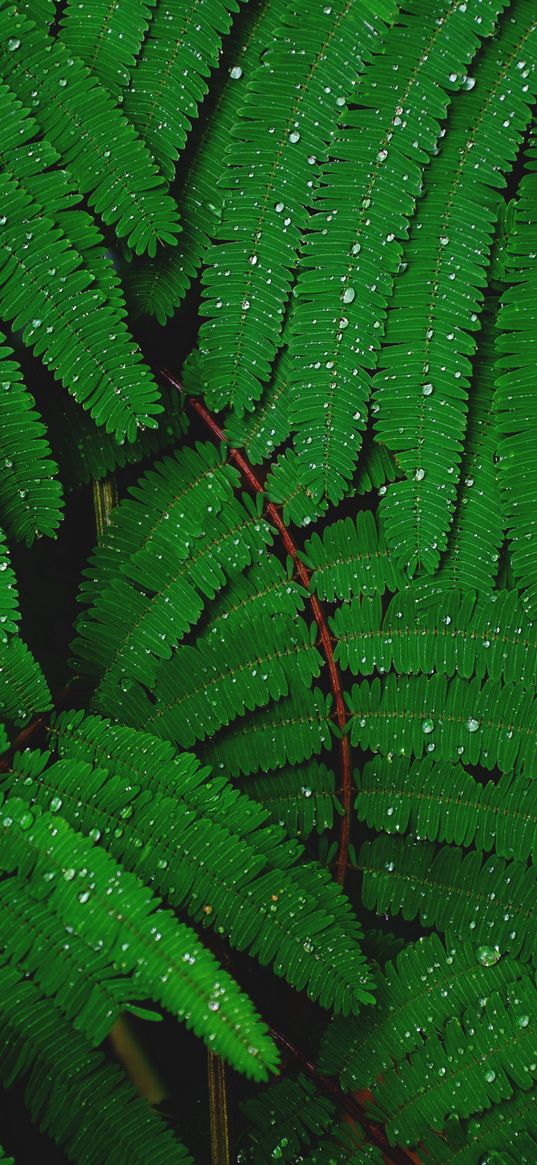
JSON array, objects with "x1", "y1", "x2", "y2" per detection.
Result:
[
  {"x1": 270, "y1": 1026, "x2": 419, "y2": 1165},
  {"x1": 161, "y1": 370, "x2": 351, "y2": 886}
]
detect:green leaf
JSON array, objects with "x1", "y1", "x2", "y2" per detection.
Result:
[
  {"x1": 286, "y1": 0, "x2": 506, "y2": 507},
  {"x1": 198, "y1": 0, "x2": 395, "y2": 414},
  {"x1": 375, "y1": 3, "x2": 537, "y2": 574},
  {"x1": 355, "y1": 754, "x2": 537, "y2": 863},
  {"x1": 0, "y1": 3, "x2": 180, "y2": 254},
  {"x1": 346, "y1": 671, "x2": 537, "y2": 774},
  {"x1": 495, "y1": 133, "x2": 537, "y2": 618},
  {"x1": 0, "y1": 794, "x2": 278, "y2": 1078},
  {"x1": 0, "y1": 962, "x2": 196, "y2": 1163},
  {"x1": 359, "y1": 835, "x2": 537, "y2": 964}
]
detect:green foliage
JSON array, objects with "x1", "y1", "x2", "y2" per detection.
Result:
[{"x1": 1, "y1": 2, "x2": 537, "y2": 1163}]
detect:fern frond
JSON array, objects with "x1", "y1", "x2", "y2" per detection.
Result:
[
  {"x1": 123, "y1": 0, "x2": 241, "y2": 183},
  {"x1": 0, "y1": 333, "x2": 62, "y2": 542},
  {"x1": 59, "y1": 0, "x2": 155, "y2": 96},
  {"x1": 374, "y1": 3, "x2": 537, "y2": 574},
  {"x1": 104, "y1": 610, "x2": 323, "y2": 748},
  {"x1": 44, "y1": 383, "x2": 187, "y2": 490},
  {"x1": 0, "y1": 962, "x2": 195, "y2": 1164},
  {"x1": 240, "y1": 761, "x2": 338, "y2": 839},
  {"x1": 332, "y1": 588, "x2": 537, "y2": 686},
  {"x1": 495, "y1": 134, "x2": 537, "y2": 618},
  {"x1": 320, "y1": 932, "x2": 524, "y2": 1091},
  {"x1": 353, "y1": 440, "x2": 399, "y2": 497},
  {"x1": 0, "y1": 636, "x2": 51, "y2": 726},
  {"x1": 0, "y1": 874, "x2": 146, "y2": 1044},
  {"x1": 199, "y1": 556, "x2": 306, "y2": 641},
  {"x1": 73, "y1": 450, "x2": 273, "y2": 699},
  {"x1": 0, "y1": 85, "x2": 162, "y2": 442},
  {"x1": 302, "y1": 1127, "x2": 384, "y2": 1165},
  {"x1": 432, "y1": 304, "x2": 504, "y2": 591},
  {"x1": 303, "y1": 510, "x2": 406, "y2": 601},
  {"x1": 0, "y1": 85, "x2": 127, "y2": 314},
  {"x1": 201, "y1": 687, "x2": 333, "y2": 777},
  {"x1": 0, "y1": 527, "x2": 19, "y2": 636},
  {"x1": 225, "y1": 346, "x2": 292, "y2": 464},
  {"x1": 419, "y1": 1090, "x2": 537, "y2": 1165},
  {"x1": 355, "y1": 754, "x2": 537, "y2": 863},
  {"x1": 1, "y1": 4, "x2": 180, "y2": 254},
  {"x1": 17, "y1": 713, "x2": 374, "y2": 1013},
  {"x1": 346, "y1": 672, "x2": 537, "y2": 773},
  {"x1": 198, "y1": 0, "x2": 394, "y2": 415},
  {"x1": 266, "y1": 449, "x2": 328, "y2": 528},
  {"x1": 372, "y1": 977, "x2": 537, "y2": 1145},
  {"x1": 359, "y1": 835, "x2": 536, "y2": 963},
  {"x1": 286, "y1": 0, "x2": 505, "y2": 507},
  {"x1": 0, "y1": 793, "x2": 277, "y2": 1077},
  {"x1": 240, "y1": 1074, "x2": 335, "y2": 1164},
  {"x1": 123, "y1": 0, "x2": 281, "y2": 323}
]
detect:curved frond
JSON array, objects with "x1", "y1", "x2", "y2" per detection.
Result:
[
  {"x1": 72, "y1": 446, "x2": 273, "y2": 700},
  {"x1": 355, "y1": 754, "x2": 537, "y2": 863},
  {"x1": 44, "y1": 383, "x2": 187, "y2": 490},
  {"x1": 59, "y1": 0, "x2": 155, "y2": 96},
  {"x1": 240, "y1": 1074, "x2": 335, "y2": 1164},
  {"x1": 0, "y1": 333, "x2": 62, "y2": 542},
  {"x1": 198, "y1": 0, "x2": 394, "y2": 414},
  {"x1": 0, "y1": 635, "x2": 51, "y2": 726},
  {"x1": 0, "y1": 84, "x2": 163, "y2": 441},
  {"x1": 359, "y1": 835, "x2": 536, "y2": 963},
  {"x1": 374, "y1": 3, "x2": 537, "y2": 574},
  {"x1": 419, "y1": 1091, "x2": 537, "y2": 1165},
  {"x1": 0, "y1": 874, "x2": 145, "y2": 1044},
  {"x1": 433, "y1": 303, "x2": 504, "y2": 591},
  {"x1": 332, "y1": 588, "x2": 537, "y2": 686},
  {"x1": 240, "y1": 760, "x2": 338, "y2": 839},
  {"x1": 225, "y1": 347, "x2": 292, "y2": 465},
  {"x1": 105, "y1": 610, "x2": 323, "y2": 747},
  {"x1": 303, "y1": 510, "x2": 406, "y2": 601},
  {"x1": 373, "y1": 977, "x2": 537, "y2": 1146},
  {"x1": 494, "y1": 134, "x2": 537, "y2": 618},
  {"x1": 320, "y1": 932, "x2": 524, "y2": 1092},
  {"x1": 13, "y1": 712, "x2": 374, "y2": 1014},
  {"x1": 0, "y1": 3, "x2": 180, "y2": 254},
  {"x1": 0, "y1": 794, "x2": 277, "y2": 1077},
  {"x1": 286, "y1": 0, "x2": 505, "y2": 506},
  {"x1": 266, "y1": 449, "x2": 328, "y2": 528},
  {"x1": 201, "y1": 687, "x2": 333, "y2": 777},
  {"x1": 123, "y1": 0, "x2": 241, "y2": 183},
  {"x1": 0, "y1": 962, "x2": 195, "y2": 1164},
  {"x1": 124, "y1": 0, "x2": 282, "y2": 322},
  {"x1": 346, "y1": 672, "x2": 537, "y2": 773}
]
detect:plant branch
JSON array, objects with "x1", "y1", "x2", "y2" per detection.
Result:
[
  {"x1": 270, "y1": 1025, "x2": 420, "y2": 1165},
  {"x1": 161, "y1": 370, "x2": 352, "y2": 887}
]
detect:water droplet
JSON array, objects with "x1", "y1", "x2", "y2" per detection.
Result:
[
  {"x1": 7, "y1": 38, "x2": 21, "y2": 50},
  {"x1": 78, "y1": 890, "x2": 91, "y2": 904},
  {"x1": 288, "y1": 130, "x2": 300, "y2": 144},
  {"x1": 484, "y1": 1069, "x2": 496, "y2": 1084},
  {"x1": 50, "y1": 796, "x2": 62, "y2": 813},
  {"x1": 476, "y1": 945, "x2": 500, "y2": 966},
  {"x1": 422, "y1": 384, "x2": 433, "y2": 396},
  {"x1": 414, "y1": 467, "x2": 426, "y2": 481},
  {"x1": 274, "y1": 202, "x2": 284, "y2": 213},
  {"x1": 422, "y1": 719, "x2": 434, "y2": 734},
  {"x1": 466, "y1": 718, "x2": 480, "y2": 733},
  {"x1": 229, "y1": 65, "x2": 242, "y2": 79},
  {"x1": 439, "y1": 236, "x2": 449, "y2": 246},
  {"x1": 342, "y1": 287, "x2": 355, "y2": 304}
]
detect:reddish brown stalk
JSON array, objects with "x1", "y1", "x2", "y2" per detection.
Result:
[
  {"x1": 270, "y1": 1026, "x2": 420, "y2": 1165},
  {"x1": 161, "y1": 370, "x2": 352, "y2": 886}
]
